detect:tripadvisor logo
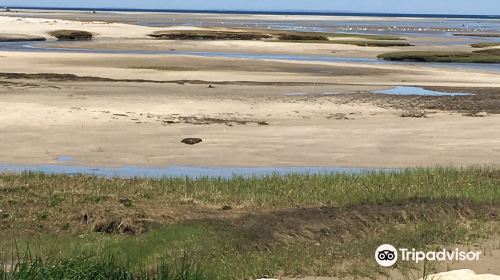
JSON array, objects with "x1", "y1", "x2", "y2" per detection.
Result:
[
  {"x1": 375, "y1": 244, "x2": 398, "y2": 267},
  {"x1": 375, "y1": 244, "x2": 481, "y2": 267}
]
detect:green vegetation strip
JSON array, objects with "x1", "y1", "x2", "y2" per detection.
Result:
[
  {"x1": 1, "y1": 167, "x2": 499, "y2": 279},
  {"x1": 1, "y1": 167, "x2": 499, "y2": 209},
  {"x1": 148, "y1": 29, "x2": 402, "y2": 41},
  {"x1": 378, "y1": 49, "x2": 500, "y2": 63},
  {"x1": 1, "y1": 219, "x2": 495, "y2": 279},
  {"x1": 471, "y1": 43, "x2": 500, "y2": 48}
]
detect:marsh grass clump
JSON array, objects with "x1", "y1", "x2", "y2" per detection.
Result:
[
  {"x1": 48, "y1": 30, "x2": 93, "y2": 41},
  {"x1": 475, "y1": 48, "x2": 500, "y2": 55},
  {"x1": 148, "y1": 29, "x2": 403, "y2": 42},
  {"x1": 277, "y1": 33, "x2": 329, "y2": 41},
  {"x1": 149, "y1": 30, "x2": 273, "y2": 40},
  {"x1": 470, "y1": 42, "x2": 500, "y2": 48},
  {"x1": 378, "y1": 50, "x2": 500, "y2": 63}
]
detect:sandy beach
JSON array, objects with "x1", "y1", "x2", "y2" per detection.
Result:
[
  {"x1": 0, "y1": 13, "x2": 499, "y2": 168},
  {"x1": 1, "y1": 9, "x2": 500, "y2": 280}
]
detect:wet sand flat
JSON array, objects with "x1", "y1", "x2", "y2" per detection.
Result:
[{"x1": 1, "y1": 79, "x2": 500, "y2": 168}]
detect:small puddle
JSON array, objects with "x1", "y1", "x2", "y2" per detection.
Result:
[
  {"x1": 56, "y1": 156, "x2": 74, "y2": 163},
  {"x1": 0, "y1": 164, "x2": 397, "y2": 179},
  {"x1": 284, "y1": 92, "x2": 307, "y2": 96},
  {"x1": 373, "y1": 86, "x2": 473, "y2": 96}
]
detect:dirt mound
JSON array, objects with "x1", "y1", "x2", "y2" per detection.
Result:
[{"x1": 222, "y1": 199, "x2": 499, "y2": 246}]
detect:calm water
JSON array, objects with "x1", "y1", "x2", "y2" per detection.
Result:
[
  {"x1": 1, "y1": 41, "x2": 499, "y2": 73},
  {"x1": 373, "y1": 86, "x2": 473, "y2": 96},
  {"x1": 0, "y1": 163, "x2": 396, "y2": 178},
  {"x1": 10, "y1": 7, "x2": 500, "y2": 35}
]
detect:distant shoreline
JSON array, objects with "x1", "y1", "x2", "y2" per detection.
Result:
[{"x1": 3, "y1": 6, "x2": 500, "y2": 20}]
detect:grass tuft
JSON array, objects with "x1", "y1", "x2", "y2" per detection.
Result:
[
  {"x1": 470, "y1": 43, "x2": 500, "y2": 48},
  {"x1": 0, "y1": 253, "x2": 209, "y2": 280},
  {"x1": 377, "y1": 50, "x2": 500, "y2": 63},
  {"x1": 48, "y1": 30, "x2": 93, "y2": 41}
]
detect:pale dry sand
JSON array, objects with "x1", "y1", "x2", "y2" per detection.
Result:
[
  {"x1": 1, "y1": 79, "x2": 500, "y2": 168},
  {"x1": 0, "y1": 15, "x2": 201, "y2": 39}
]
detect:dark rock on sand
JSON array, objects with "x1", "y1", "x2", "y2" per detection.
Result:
[{"x1": 181, "y1": 138, "x2": 203, "y2": 145}]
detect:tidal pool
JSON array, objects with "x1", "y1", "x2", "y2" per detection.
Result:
[
  {"x1": 373, "y1": 86, "x2": 473, "y2": 96},
  {"x1": 56, "y1": 156, "x2": 74, "y2": 163},
  {"x1": 284, "y1": 92, "x2": 307, "y2": 96}
]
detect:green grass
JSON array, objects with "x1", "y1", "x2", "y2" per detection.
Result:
[
  {"x1": 1, "y1": 167, "x2": 500, "y2": 209},
  {"x1": 0, "y1": 253, "x2": 209, "y2": 280},
  {"x1": 1, "y1": 217, "x2": 496, "y2": 279},
  {"x1": 1, "y1": 167, "x2": 499, "y2": 279},
  {"x1": 377, "y1": 50, "x2": 500, "y2": 63},
  {"x1": 470, "y1": 42, "x2": 500, "y2": 48}
]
